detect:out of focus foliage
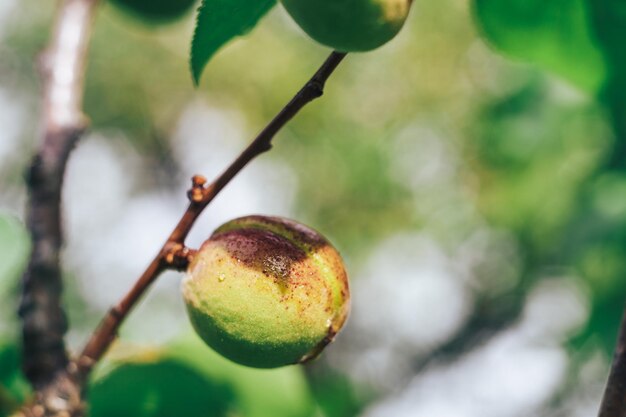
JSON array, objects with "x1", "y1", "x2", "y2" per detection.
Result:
[
  {"x1": 473, "y1": 0, "x2": 626, "y2": 359},
  {"x1": 473, "y1": 0, "x2": 607, "y2": 92},
  {"x1": 89, "y1": 335, "x2": 318, "y2": 417},
  {"x1": 91, "y1": 358, "x2": 234, "y2": 417},
  {"x1": 0, "y1": 216, "x2": 29, "y2": 301},
  {"x1": 1, "y1": 0, "x2": 626, "y2": 416},
  {"x1": 109, "y1": 0, "x2": 196, "y2": 23},
  {"x1": 0, "y1": 342, "x2": 30, "y2": 417}
]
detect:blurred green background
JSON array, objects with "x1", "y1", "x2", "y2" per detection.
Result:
[{"x1": 1, "y1": 0, "x2": 625, "y2": 415}]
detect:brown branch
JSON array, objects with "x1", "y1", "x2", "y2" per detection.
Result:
[
  {"x1": 75, "y1": 51, "x2": 347, "y2": 379},
  {"x1": 19, "y1": 0, "x2": 99, "y2": 388},
  {"x1": 598, "y1": 306, "x2": 626, "y2": 417},
  {"x1": 16, "y1": 1, "x2": 100, "y2": 416}
]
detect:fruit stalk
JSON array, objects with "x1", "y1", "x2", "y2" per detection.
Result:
[{"x1": 75, "y1": 51, "x2": 347, "y2": 379}]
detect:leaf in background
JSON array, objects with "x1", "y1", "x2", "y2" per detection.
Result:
[
  {"x1": 306, "y1": 366, "x2": 370, "y2": 417},
  {"x1": 190, "y1": 0, "x2": 276, "y2": 84},
  {"x1": 587, "y1": 0, "x2": 626, "y2": 67},
  {"x1": 90, "y1": 358, "x2": 236, "y2": 417},
  {"x1": 0, "y1": 214, "x2": 30, "y2": 297},
  {"x1": 0, "y1": 341, "x2": 31, "y2": 417},
  {"x1": 108, "y1": 0, "x2": 197, "y2": 23},
  {"x1": 167, "y1": 334, "x2": 317, "y2": 417},
  {"x1": 472, "y1": 0, "x2": 608, "y2": 92},
  {"x1": 587, "y1": 0, "x2": 626, "y2": 166}
]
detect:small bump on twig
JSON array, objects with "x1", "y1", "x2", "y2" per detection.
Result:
[
  {"x1": 187, "y1": 175, "x2": 207, "y2": 204},
  {"x1": 162, "y1": 243, "x2": 197, "y2": 271}
]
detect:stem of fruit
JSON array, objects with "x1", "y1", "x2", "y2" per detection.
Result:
[
  {"x1": 598, "y1": 307, "x2": 626, "y2": 417},
  {"x1": 75, "y1": 51, "x2": 347, "y2": 379}
]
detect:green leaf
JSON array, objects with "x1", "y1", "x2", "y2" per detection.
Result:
[
  {"x1": 472, "y1": 0, "x2": 608, "y2": 92},
  {"x1": 109, "y1": 0, "x2": 197, "y2": 23},
  {"x1": 90, "y1": 358, "x2": 236, "y2": 417},
  {"x1": 190, "y1": 0, "x2": 276, "y2": 84},
  {"x1": 91, "y1": 337, "x2": 316, "y2": 417},
  {"x1": 0, "y1": 341, "x2": 31, "y2": 417},
  {"x1": 307, "y1": 367, "x2": 370, "y2": 417},
  {"x1": 166, "y1": 334, "x2": 316, "y2": 417},
  {"x1": 587, "y1": 0, "x2": 626, "y2": 68}
]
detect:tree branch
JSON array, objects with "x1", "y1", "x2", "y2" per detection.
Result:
[
  {"x1": 75, "y1": 51, "x2": 347, "y2": 379},
  {"x1": 16, "y1": 0, "x2": 99, "y2": 416},
  {"x1": 19, "y1": 0, "x2": 99, "y2": 387},
  {"x1": 598, "y1": 305, "x2": 626, "y2": 417}
]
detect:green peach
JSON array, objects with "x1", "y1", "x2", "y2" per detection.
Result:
[
  {"x1": 182, "y1": 215, "x2": 350, "y2": 368},
  {"x1": 280, "y1": 0, "x2": 412, "y2": 51}
]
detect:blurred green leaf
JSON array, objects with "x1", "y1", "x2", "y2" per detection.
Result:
[
  {"x1": 166, "y1": 334, "x2": 316, "y2": 417},
  {"x1": 306, "y1": 368, "x2": 368, "y2": 417},
  {"x1": 566, "y1": 206, "x2": 626, "y2": 353},
  {"x1": 472, "y1": 0, "x2": 607, "y2": 92},
  {"x1": 587, "y1": 0, "x2": 626, "y2": 166},
  {"x1": 473, "y1": 81, "x2": 605, "y2": 251},
  {"x1": 590, "y1": 173, "x2": 626, "y2": 220},
  {"x1": 90, "y1": 357, "x2": 235, "y2": 417},
  {"x1": 588, "y1": 0, "x2": 626, "y2": 68},
  {"x1": 190, "y1": 0, "x2": 276, "y2": 84},
  {"x1": 0, "y1": 341, "x2": 31, "y2": 417},
  {"x1": 0, "y1": 214, "x2": 29, "y2": 298},
  {"x1": 108, "y1": 0, "x2": 197, "y2": 23}
]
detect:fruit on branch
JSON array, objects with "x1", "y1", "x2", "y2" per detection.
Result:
[
  {"x1": 182, "y1": 215, "x2": 350, "y2": 368},
  {"x1": 280, "y1": 0, "x2": 413, "y2": 51},
  {"x1": 110, "y1": 0, "x2": 196, "y2": 22}
]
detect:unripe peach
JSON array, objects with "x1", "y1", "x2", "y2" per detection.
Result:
[
  {"x1": 182, "y1": 215, "x2": 350, "y2": 368},
  {"x1": 281, "y1": 0, "x2": 413, "y2": 52}
]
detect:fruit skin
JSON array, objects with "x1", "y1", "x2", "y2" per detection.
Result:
[
  {"x1": 182, "y1": 215, "x2": 350, "y2": 369},
  {"x1": 280, "y1": 0, "x2": 412, "y2": 51},
  {"x1": 109, "y1": 0, "x2": 196, "y2": 23}
]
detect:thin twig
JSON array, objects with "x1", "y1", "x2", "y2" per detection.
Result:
[
  {"x1": 19, "y1": 0, "x2": 99, "y2": 388},
  {"x1": 75, "y1": 51, "x2": 347, "y2": 379},
  {"x1": 598, "y1": 306, "x2": 626, "y2": 417}
]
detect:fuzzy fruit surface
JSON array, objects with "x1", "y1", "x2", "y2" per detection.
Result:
[
  {"x1": 281, "y1": 0, "x2": 412, "y2": 51},
  {"x1": 110, "y1": 0, "x2": 196, "y2": 22},
  {"x1": 182, "y1": 215, "x2": 350, "y2": 368}
]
